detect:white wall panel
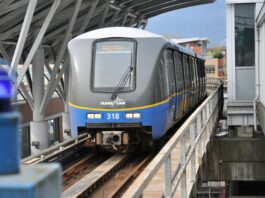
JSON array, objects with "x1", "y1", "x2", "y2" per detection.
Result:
[{"x1": 259, "y1": 22, "x2": 265, "y2": 105}]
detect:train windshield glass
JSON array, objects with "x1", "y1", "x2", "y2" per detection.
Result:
[{"x1": 93, "y1": 40, "x2": 136, "y2": 92}]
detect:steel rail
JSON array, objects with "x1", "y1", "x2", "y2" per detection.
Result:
[
  {"x1": 62, "y1": 154, "x2": 128, "y2": 198},
  {"x1": 21, "y1": 134, "x2": 89, "y2": 165},
  {"x1": 107, "y1": 154, "x2": 154, "y2": 198}
]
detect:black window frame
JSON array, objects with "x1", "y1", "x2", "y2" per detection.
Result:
[
  {"x1": 235, "y1": 3, "x2": 255, "y2": 67},
  {"x1": 174, "y1": 51, "x2": 185, "y2": 92},
  {"x1": 164, "y1": 49, "x2": 176, "y2": 96},
  {"x1": 183, "y1": 54, "x2": 190, "y2": 89},
  {"x1": 91, "y1": 38, "x2": 137, "y2": 93}
]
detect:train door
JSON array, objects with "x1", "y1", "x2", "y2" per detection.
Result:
[
  {"x1": 194, "y1": 58, "x2": 198, "y2": 105},
  {"x1": 174, "y1": 51, "x2": 185, "y2": 121},
  {"x1": 182, "y1": 54, "x2": 190, "y2": 114},
  {"x1": 196, "y1": 59, "x2": 202, "y2": 101},
  {"x1": 164, "y1": 49, "x2": 176, "y2": 125},
  {"x1": 192, "y1": 57, "x2": 199, "y2": 106},
  {"x1": 190, "y1": 57, "x2": 197, "y2": 108},
  {"x1": 202, "y1": 60, "x2": 207, "y2": 97},
  {"x1": 188, "y1": 57, "x2": 193, "y2": 108}
]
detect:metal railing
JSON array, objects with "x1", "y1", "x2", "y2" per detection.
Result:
[
  {"x1": 207, "y1": 77, "x2": 227, "y2": 90},
  {"x1": 123, "y1": 85, "x2": 223, "y2": 198}
]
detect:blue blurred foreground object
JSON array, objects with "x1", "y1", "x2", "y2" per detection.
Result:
[
  {"x1": 0, "y1": 69, "x2": 11, "y2": 112},
  {"x1": 0, "y1": 164, "x2": 62, "y2": 198},
  {"x1": 0, "y1": 67, "x2": 62, "y2": 197},
  {"x1": 0, "y1": 67, "x2": 20, "y2": 174}
]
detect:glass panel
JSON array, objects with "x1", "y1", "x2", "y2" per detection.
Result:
[
  {"x1": 93, "y1": 40, "x2": 136, "y2": 92},
  {"x1": 174, "y1": 52, "x2": 184, "y2": 92},
  {"x1": 235, "y1": 4, "x2": 255, "y2": 67},
  {"x1": 236, "y1": 68, "x2": 255, "y2": 100},
  {"x1": 164, "y1": 50, "x2": 175, "y2": 95}
]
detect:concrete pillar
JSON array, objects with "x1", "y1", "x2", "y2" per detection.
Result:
[
  {"x1": 30, "y1": 47, "x2": 49, "y2": 154},
  {"x1": 62, "y1": 110, "x2": 71, "y2": 141},
  {"x1": 30, "y1": 121, "x2": 48, "y2": 153}
]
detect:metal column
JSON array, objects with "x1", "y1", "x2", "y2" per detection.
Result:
[{"x1": 30, "y1": 47, "x2": 49, "y2": 154}]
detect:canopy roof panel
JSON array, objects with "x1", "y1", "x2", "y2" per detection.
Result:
[
  {"x1": 0, "y1": 0, "x2": 214, "y2": 57},
  {"x1": 0, "y1": 0, "x2": 214, "y2": 110}
]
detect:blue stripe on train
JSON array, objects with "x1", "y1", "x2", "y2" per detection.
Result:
[{"x1": 69, "y1": 94, "x2": 184, "y2": 140}]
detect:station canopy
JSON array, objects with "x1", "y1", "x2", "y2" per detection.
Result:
[
  {"x1": 0, "y1": 0, "x2": 214, "y2": 110},
  {"x1": 0, "y1": 0, "x2": 214, "y2": 57}
]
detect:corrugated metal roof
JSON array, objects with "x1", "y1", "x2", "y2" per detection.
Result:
[
  {"x1": 0, "y1": 0, "x2": 214, "y2": 59},
  {"x1": 0, "y1": 0, "x2": 215, "y2": 110}
]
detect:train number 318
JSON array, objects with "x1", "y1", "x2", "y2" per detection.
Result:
[{"x1": 106, "y1": 113, "x2": 120, "y2": 120}]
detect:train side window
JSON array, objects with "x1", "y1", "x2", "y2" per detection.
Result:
[
  {"x1": 198, "y1": 60, "x2": 202, "y2": 80},
  {"x1": 191, "y1": 57, "x2": 197, "y2": 85},
  {"x1": 154, "y1": 53, "x2": 168, "y2": 102},
  {"x1": 164, "y1": 49, "x2": 175, "y2": 96},
  {"x1": 196, "y1": 59, "x2": 201, "y2": 83},
  {"x1": 183, "y1": 54, "x2": 190, "y2": 89},
  {"x1": 194, "y1": 58, "x2": 197, "y2": 84},
  {"x1": 189, "y1": 57, "x2": 194, "y2": 85},
  {"x1": 174, "y1": 51, "x2": 184, "y2": 92},
  {"x1": 188, "y1": 57, "x2": 192, "y2": 84}
]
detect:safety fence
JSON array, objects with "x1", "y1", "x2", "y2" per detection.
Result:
[
  {"x1": 123, "y1": 84, "x2": 223, "y2": 198},
  {"x1": 207, "y1": 77, "x2": 227, "y2": 90}
]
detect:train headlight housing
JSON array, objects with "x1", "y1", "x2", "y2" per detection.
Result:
[
  {"x1": 125, "y1": 113, "x2": 141, "y2": 119},
  {"x1": 87, "y1": 113, "x2": 102, "y2": 119},
  {"x1": 125, "y1": 113, "x2": 133, "y2": 119},
  {"x1": 133, "y1": 113, "x2": 141, "y2": 119}
]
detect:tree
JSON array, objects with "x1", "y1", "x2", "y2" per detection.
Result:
[{"x1": 212, "y1": 46, "x2": 224, "y2": 59}]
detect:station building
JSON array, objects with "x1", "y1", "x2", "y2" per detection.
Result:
[
  {"x1": 205, "y1": 57, "x2": 225, "y2": 78},
  {"x1": 226, "y1": 0, "x2": 265, "y2": 133}
]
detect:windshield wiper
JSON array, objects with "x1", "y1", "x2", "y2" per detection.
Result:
[{"x1": 111, "y1": 66, "x2": 133, "y2": 100}]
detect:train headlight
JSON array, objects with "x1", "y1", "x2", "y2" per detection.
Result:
[
  {"x1": 87, "y1": 113, "x2": 102, "y2": 119},
  {"x1": 125, "y1": 113, "x2": 133, "y2": 119},
  {"x1": 125, "y1": 113, "x2": 141, "y2": 119},
  {"x1": 133, "y1": 113, "x2": 141, "y2": 119},
  {"x1": 94, "y1": 113, "x2": 102, "y2": 119}
]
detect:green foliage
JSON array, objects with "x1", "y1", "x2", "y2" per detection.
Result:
[{"x1": 212, "y1": 46, "x2": 224, "y2": 59}]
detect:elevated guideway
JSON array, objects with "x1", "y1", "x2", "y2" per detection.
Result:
[
  {"x1": 123, "y1": 84, "x2": 224, "y2": 197},
  {"x1": 20, "y1": 81, "x2": 225, "y2": 198}
]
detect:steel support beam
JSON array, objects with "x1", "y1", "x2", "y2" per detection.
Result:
[
  {"x1": 40, "y1": 0, "x2": 83, "y2": 114},
  {"x1": 44, "y1": 62, "x2": 65, "y2": 102},
  {"x1": 30, "y1": 47, "x2": 49, "y2": 154},
  {"x1": 41, "y1": 58, "x2": 69, "y2": 114},
  {"x1": 0, "y1": 43, "x2": 34, "y2": 108},
  {"x1": 9, "y1": 0, "x2": 37, "y2": 76},
  {"x1": 16, "y1": 0, "x2": 61, "y2": 88},
  {"x1": 32, "y1": 48, "x2": 45, "y2": 120},
  {"x1": 0, "y1": 44, "x2": 11, "y2": 62},
  {"x1": 110, "y1": 8, "x2": 121, "y2": 26},
  {"x1": 99, "y1": 2, "x2": 110, "y2": 27},
  {"x1": 19, "y1": 83, "x2": 34, "y2": 109},
  {"x1": 78, "y1": 0, "x2": 99, "y2": 34}
]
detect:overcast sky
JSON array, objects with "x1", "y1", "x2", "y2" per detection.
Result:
[{"x1": 146, "y1": 0, "x2": 226, "y2": 47}]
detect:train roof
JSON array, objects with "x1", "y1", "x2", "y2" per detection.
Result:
[
  {"x1": 169, "y1": 40, "x2": 196, "y2": 57},
  {"x1": 75, "y1": 27, "x2": 163, "y2": 39},
  {"x1": 72, "y1": 27, "x2": 204, "y2": 60}
]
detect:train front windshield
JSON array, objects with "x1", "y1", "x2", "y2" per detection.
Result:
[{"x1": 92, "y1": 40, "x2": 136, "y2": 92}]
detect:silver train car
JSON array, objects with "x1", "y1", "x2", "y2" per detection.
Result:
[{"x1": 68, "y1": 27, "x2": 206, "y2": 153}]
